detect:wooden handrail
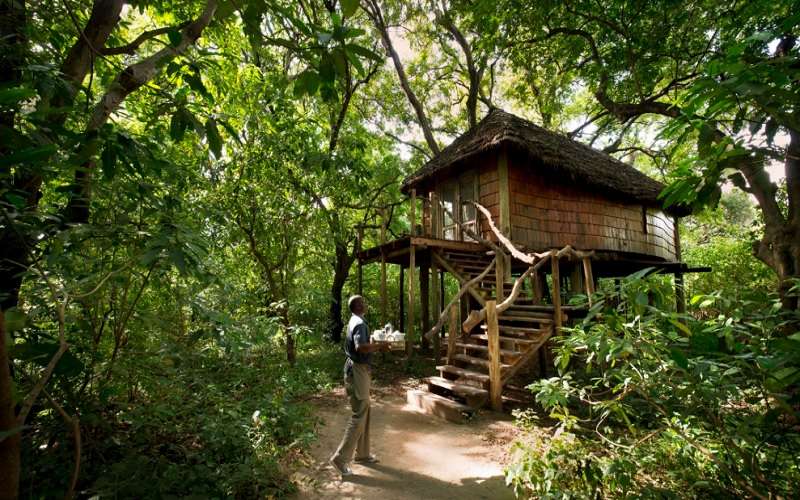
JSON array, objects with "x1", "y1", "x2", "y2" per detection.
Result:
[
  {"x1": 470, "y1": 201, "x2": 595, "y2": 263},
  {"x1": 431, "y1": 252, "x2": 487, "y2": 306},
  {"x1": 462, "y1": 262, "x2": 540, "y2": 332},
  {"x1": 423, "y1": 255, "x2": 496, "y2": 342}
]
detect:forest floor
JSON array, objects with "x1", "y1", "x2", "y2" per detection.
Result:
[{"x1": 290, "y1": 367, "x2": 520, "y2": 500}]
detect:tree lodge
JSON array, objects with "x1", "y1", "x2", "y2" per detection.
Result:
[{"x1": 357, "y1": 109, "x2": 703, "y2": 422}]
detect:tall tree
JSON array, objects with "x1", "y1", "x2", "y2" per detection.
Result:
[{"x1": 491, "y1": 0, "x2": 800, "y2": 310}]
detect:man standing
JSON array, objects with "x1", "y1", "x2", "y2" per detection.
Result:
[{"x1": 330, "y1": 295, "x2": 389, "y2": 477}]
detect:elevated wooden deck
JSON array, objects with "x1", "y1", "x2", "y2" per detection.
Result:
[
  {"x1": 358, "y1": 234, "x2": 706, "y2": 277},
  {"x1": 357, "y1": 235, "x2": 486, "y2": 266}
]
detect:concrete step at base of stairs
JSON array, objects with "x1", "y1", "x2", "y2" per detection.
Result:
[
  {"x1": 426, "y1": 376, "x2": 489, "y2": 408},
  {"x1": 406, "y1": 389, "x2": 475, "y2": 424}
]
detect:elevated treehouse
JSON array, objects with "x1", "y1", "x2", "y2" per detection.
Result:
[{"x1": 357, "y1": 110, "x2": 703, "y2": 421}]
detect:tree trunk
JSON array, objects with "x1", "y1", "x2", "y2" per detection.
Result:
[
  {"x1": 1, "y1": 0, "x2": 27, "y2": 495},
  {"x1": 0, "y1": 310, "x2": 21, "y2": 500},
  {"x1": 327, "y1": 243, "x2": 355, "y2": 343},
  {"x1": 365, "y1": 0, "x2": 440, "y2": 155},
  {"x1": 281, "y1": 307, "x2": 295, "y2": 365},
  {"x1": 754, "y1": 225, "x2": 800, "y2": 312}
]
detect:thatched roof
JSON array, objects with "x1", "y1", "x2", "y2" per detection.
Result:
[{"x1": 402, "y1": 109, "x2": 686, "y2": 216}]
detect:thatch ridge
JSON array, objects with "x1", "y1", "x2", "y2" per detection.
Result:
[{"x1": 401, "y1": 109, "x2": 683, "y2": 215}]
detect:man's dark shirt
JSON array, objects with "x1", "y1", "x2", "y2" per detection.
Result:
[{"x1": 344, "y1": 314, "x2": 371, "y2": 366}]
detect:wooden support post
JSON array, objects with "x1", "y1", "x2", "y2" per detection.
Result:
[
  {"x1": 440, "y1": 270, "x2": 445, "y2": 325},
  {"x1": 674, "y1": 215, "x2": 686, "y2": 314},
  {"x1": 531, "y1": 270, "x2": 544, "y2": 305},
  {"x1": 569, "y1": 264, "x2": 584, "y2": 296},
  {"x1": 447, "y1": 303, "x2": 458, "y2": 365},
  {"x1": 486, "y1": 300, "x2": 502, "y2": 411},
  {"x1": 495, "y1": 250, "x2": 505, "y2": 301},
  {"x1": 380, "y1": 212, "x2": 387, "y2": 325},
  {"x1": 676, "y1": 274, "x2": 686, "y2": 314},
  {"x1": 421, "y1": 263, "x2": 430, "y2": 351},
  {"x1": 407, "y1": 189, "x2": 416, "y2": 356},
  {"x1": 551, "y1": 254, "x2": 562, "y2": 335},
  {"x1": 399, "y1": 266, "x2": 405, "y2": 332},
  {"x1": 582, "y1": 257, "x2": 595, "y2": 307},
  {"x1": 432, "y1": 263, "x2": 441, "y2": 363}
]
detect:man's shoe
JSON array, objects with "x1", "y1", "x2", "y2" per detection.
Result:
[
  {"x1": 330, "y1": 458, "x2": 353, "y2": 477},
  {"x1": 354, "y1": 454, "x2": 379, "y2": 464}
]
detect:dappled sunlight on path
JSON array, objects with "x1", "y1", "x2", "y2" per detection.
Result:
[{"x1": 291, "y1": 385, "x2": 517, "y2": 499}]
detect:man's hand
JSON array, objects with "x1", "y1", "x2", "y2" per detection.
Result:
[{"x1": 356, "y1": 341, "x2": 392, "y2": 354}]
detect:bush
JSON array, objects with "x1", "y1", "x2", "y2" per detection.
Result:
[
  {"x1": 20, "y1": 339, "x2": 341, "y2": 498},
  {"x1": 506, "y1": 270, "x2": 800, "y2": 499}
]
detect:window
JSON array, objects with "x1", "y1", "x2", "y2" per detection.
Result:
[
  {"x1": 441, "y1": 182, "x2": 457, "y2": 240},
  {"x1": 459, "y1": 172, "x2": 478, "y2": 241},
  {"x1": 436, "y1": 169, "x2": 477, "y2": 241}
]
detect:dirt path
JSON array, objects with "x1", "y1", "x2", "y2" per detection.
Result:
[{"x1": 291, "y1": 383, "x2": 519, "y2": 500}]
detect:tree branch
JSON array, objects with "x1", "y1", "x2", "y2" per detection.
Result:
[
  {"x1": 364, "y1": 0, "x2": 440, "y2": 154},
  {"x1": 100, "y1": 23, "x2": 189, "y2": 55}
]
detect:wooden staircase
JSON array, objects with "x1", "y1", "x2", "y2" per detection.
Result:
[
  {"x1": 407, "y1": 249, "x2": 559, "y2": 423},
  {"x1": 405, "y1": 201, "x2": 594, "y2": 423}
]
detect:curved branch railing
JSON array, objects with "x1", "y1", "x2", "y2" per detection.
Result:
[
  {"x1": 462, "y1": 201, "x2": 596, "y2": 333},
  {"x1": 424, "y1": 198, "x2": 597, "y2": 345},
  {"x1": 423, "y1": 256, "x2": 496, "y2": 341}
]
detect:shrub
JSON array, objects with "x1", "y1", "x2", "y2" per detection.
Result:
[{"x1": 506, "y1": 271, "x2": 800, "y2": 499}]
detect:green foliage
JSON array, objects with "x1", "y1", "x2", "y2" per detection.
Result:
[
  {"x1": 682, "y1": 191, "x2": 774, "y2": 308},
  {"x1": 22, "y1": 340, "x2": 341, "y2": 498},
  {"x1": 507, "y1": 273, "x2": 800, "y2": 498}
]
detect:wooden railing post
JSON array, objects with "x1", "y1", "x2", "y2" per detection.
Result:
[
  {"x1": 433, "y1": 263, "x2": 441, "y2": 364},
  {"x1": 495, "y1": 250, "x2": 505, "y2": 301},
  {"x1": 447, "y1": 303, "x2": 458, "y2": 365},
  {"x1": 551, "y1": 254, "x2": 562, "y2": 335},
  {"x1": 380, "y1": 209, "x2": 387, "y2": 325},
  {"x1": 486, "y1": 300, "x2": 502, "y2": 411}
]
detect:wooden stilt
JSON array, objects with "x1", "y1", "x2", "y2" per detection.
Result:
[
  {"x1": 674, "y1": 216, "x2": 686, "y2": 314},
  {"x1": 421, "y1": 263, "x2": 430, "y2": 351},
  {"x1": 569, "y1": 263, "x2": 584, "y2": 296},
  {"x1": 380, "y1": 210, "x2": 387, "y2": 325},
  {"x1": 551, "y1": 254, "x2": 562, "y2": 335},
  {"x1": 399, "y1": 266, "x2": 405, "y2": 333},
  {"x1": 432, "y1": 263, "x2": 441, "y2": 363},
  {"x1": 407, "y1": 189, "x2": 416, "y2": 356},
  {"x1": 531, "y1": 270, "x2": 544, "y2": 305},
  {"x1": 440, "y1": 269, "x2": 446, "y2": 339},
  {"x1": 447, "y1": 303, "x2": 458, "y2": 365},
  {"x1": 676, "y1": 273, "x2": 686, "y2": 314},
  {"x1": 486, "y1": 300, "x2": 502, "y2": 411}
]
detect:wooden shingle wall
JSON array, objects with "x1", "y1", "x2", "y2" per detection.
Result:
[
  {"x1": 478, "y1": 155, "x2": 500, "y2": 239},
  {"x1": 507, "y1": 155, "x2": 676, "y2": 260}
]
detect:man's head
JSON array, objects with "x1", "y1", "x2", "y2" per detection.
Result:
[{"x1": 348, "y1": 295, "x2": 366, "y2": 315}]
